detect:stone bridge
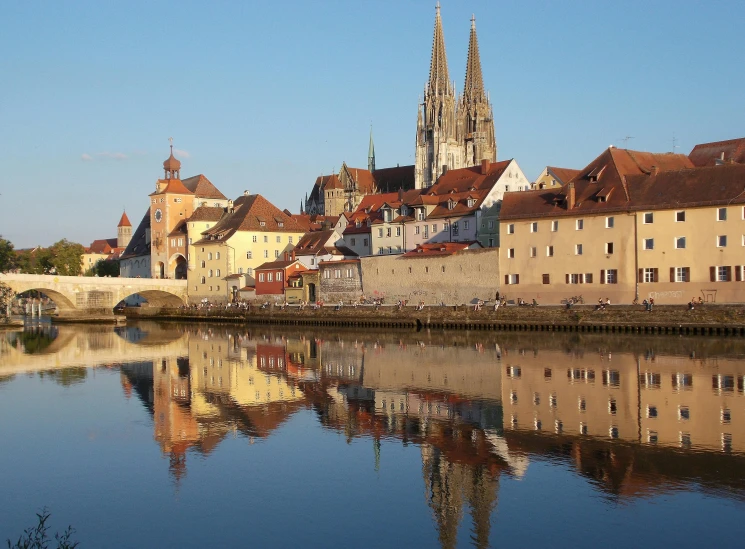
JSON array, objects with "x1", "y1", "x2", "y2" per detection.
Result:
[
  {"x1": 0, "y1": 273, "x2": 187, "y2": 318},
  {"x1": 0, "y1": 325, "x2": 188, "y2": 374}
]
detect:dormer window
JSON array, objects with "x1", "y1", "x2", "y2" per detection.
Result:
[
  {"x1": 467, "y1": 198, "x2": 476, "y2": 208},
  {"x1": 448, "y1": 199, "x2": 456, "y2": 210},
  {"x1": 259, "y1": 221, "x2": 266, "y2": 227},
  {"x1": 278, "y1": 222, "x2": 284, "y2": 227},
  {"x1": 355, "y1": 220, "x2": 361, "y2": 228}
]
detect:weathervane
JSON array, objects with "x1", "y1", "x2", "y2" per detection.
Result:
[{"x1": 168, "y1": 136, "x2": 174, "y2": 154}]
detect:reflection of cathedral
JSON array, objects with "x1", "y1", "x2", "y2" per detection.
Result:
[{"x1": 110, "y1": 325, "x2": 745, "y2": 544}]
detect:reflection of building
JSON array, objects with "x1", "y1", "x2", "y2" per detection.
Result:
[{"x1": 501, "y1": 346, "x2": 745, "y2": 453}]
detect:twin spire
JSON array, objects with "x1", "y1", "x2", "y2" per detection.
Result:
[
  {"x1": 427, "y1": 3, "x2": 451, "y2": 96},
  {"x1": 426, "y1": 4, "x2": 485, "y2": 104}
]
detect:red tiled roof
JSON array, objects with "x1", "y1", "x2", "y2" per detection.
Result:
[
  {"x1": 117, "y1": 211, "x2": 131, "y2": 227},
  {"x1": 689, "y1": 137, "x2": 745, "y2": 167},
  {"x1": 159, "y1": 178, "x2": 193, "y2": 195},
  {"x1": 372, "y1": 165, "x2": 415, "y2": 192},
  {"x1": 428, "y1": 160, "x2": 511, "y2": 195},
  {"x1": 88, "y1": 238, "x2": 118, "y2": 254},
  {"x1": 188, "y1": 205, "x2": 225, "y2": 222},
  {"x1": 294, "y1": 229, "x2": 335, "y2": 256},
  {"x1": 547, "y1": 167, "x2": 580, "y2": 184},
  {"x1": 256, "y1": 259, "x2": 305, "y2": 271},
  {"x1": 501, "y1": 147, "x2": 694, "y2": 220},
  {"x1": 182, "y1": 174, "x2": 227, "y2": 200},
  {"x1": 197, "y1": 194, "x2": 306, "y2": 244}
]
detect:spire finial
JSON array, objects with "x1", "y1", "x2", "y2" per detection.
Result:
[
  {"x1": 471, "y1": 14, "x2": 475, "y2": 29},
  {"x1": 427, "y1": 1, "x2": 450, "y2": 96},
  {"x1": 168, "y1": 136, "x2": 174, "y2": 155}
]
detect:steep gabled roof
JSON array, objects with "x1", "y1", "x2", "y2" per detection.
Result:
[
  {"x1": 429, "y1": 160, "x2": 511, "y2": 195},
  {"x1": 372, "y1": 165, "x2": 416, "y2": 192},
  {"x1": 546, "y1": 167, "x2": 581, "y2": 184},
  {"x1": 501, "y1": 147, "x2": 694, "y2": 221},
  {"x1": 293, "y1": 230, "x2": 336, "y2": 256},
  {"x1": 626, "y1": 163, "x2": 745, "y2": 210},
  {"x1": 689, "y1": 137, "x2": 745, "y2": 167},
  {"x1": 188, "y1": 205, "x2": 225, "y2": 223},
  {"x1": 117, "y1": 211, "x2": 132, "y2": 227},
  {"x1": 120, "y1": 209, "x2": 151, "y2": 259},
  {"x1": 88, "y1": 238, "x2": 118, "y2": 254},
  {"x1": 197, "y1": 194, "x2": 305, "y2": 244},
  {"x1": 182, "y1": 174, "x2": 227, "y2": 200}
]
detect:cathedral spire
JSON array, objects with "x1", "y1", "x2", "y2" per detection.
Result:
[
  {"x1": 427, "y1": 2, "x2": 451, "y2": 96},
  {"x1": 368, "y1": 126, "x2": 376, "y2": 172},
  {"x1": 463, "y1": 14, "x2": 485, "y2": 105}
]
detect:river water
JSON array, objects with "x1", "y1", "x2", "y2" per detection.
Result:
[{"x1": 1, "y1": 322, "x2": 744, "y2": 548}]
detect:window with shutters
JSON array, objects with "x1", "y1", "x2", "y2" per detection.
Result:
[
  {"x1": 542, "y1": 274, "x2": 550, "y2": 284},
  {"x1": 585, "y1": 273, "x2": 593, "y2": 283},
  {"x1": 605, "y1": 269, "x2": 617, "y2": 284},
  {"x1": 642, "y1": 268, "x2": 657, "y2": 283},
  {"x1": 505, "y1": 274, "x2": 519, "y2": 285},
  {"x1": 672, "y1": 267, "x2": 689, "y2": 283},
  {"x1": 717, "y1": 266, "x2": 730, "y2": 282},
  {"x1": 570, "y1": 274, "x2": 580, "y2": 284}
]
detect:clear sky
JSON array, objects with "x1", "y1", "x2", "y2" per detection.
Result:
[{"x1": 1, "y1": 0, "x2": 744, "y2": 248}]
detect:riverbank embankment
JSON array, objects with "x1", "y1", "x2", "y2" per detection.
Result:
[{"x1": 125, "y1": 303, "x2": 745, "y2": 336}]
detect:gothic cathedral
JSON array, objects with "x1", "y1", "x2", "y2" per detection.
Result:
[{"x1": 415, "y1": 5, "x2": 497, "y2": 189}]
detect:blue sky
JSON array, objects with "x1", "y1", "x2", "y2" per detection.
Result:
[{"x1": 1, "y1": 0, "x2": 744, "y2": 248}]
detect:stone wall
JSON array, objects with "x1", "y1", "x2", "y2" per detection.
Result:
[
  {"x1": 359, "y1": 248, "x2": 500, "y2": 305},
  {"x1": 319, "y1": 262, "x2": 363, "y2": 303}
]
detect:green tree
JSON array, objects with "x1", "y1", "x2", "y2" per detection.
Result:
[
  {"x1": 0, "y1": 236, "x2": 15, "y2": 272},
  {"x1": 85, "y1": 258, "x2": 120, "y2": 277},
  {"x1": 48, "y1": 239, "x2": 84, "y2": 276},
  {"x1": 16, "y1": 248, "x2": 52, "y2": 274}
]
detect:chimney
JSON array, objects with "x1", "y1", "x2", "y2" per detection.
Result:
[
  {"x1": 441, "y1": 164, "x2": 448, "y2": 175},
  {"x1": 567, "y1": 182, "x2": 576, "y2": 210},
  {"x1": 398, "y1": 188, "x2": 404, "y2": 201},
  {"x1": 481, "y1": 159, "x2": 490, "y2": 175},
  {"x1": 243, "y1": 190, "x2": 250, "y2": 196},
  {"x1": 721, "y1": 152, "x2": 725, "y2": 161},
  {"x1": 651, "y1": 165, "x2": 659, "y2": 176}
]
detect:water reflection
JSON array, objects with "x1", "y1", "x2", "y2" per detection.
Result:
[{"x1": 3, "y1": 324, "x2": 745, "y2": 546}]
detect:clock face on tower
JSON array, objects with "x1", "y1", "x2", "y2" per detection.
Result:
[{"x1": 154, "y1": 208, "x2": 163, "y2": 223}]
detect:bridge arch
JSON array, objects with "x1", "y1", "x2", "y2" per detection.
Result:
[
  {"x1": 8, "y1": 286, "x2": 77, "y2": 313},
  {"x1": 120, "y1": 289, "x2": 185, "y2": 309}
]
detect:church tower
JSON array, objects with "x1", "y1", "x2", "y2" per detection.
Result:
[
  {"x1": 415, "y1": 3, "x2": 462, "y2": 189},
  {"x1": 117, "y1": 211, "x2": 132, "y2": 249},
  {"x1": 458, "y1": 16, "x2": 496, "y2": 167},
  {"x1": 368, "y1": 127, "x2": 376, "y2": 173}
]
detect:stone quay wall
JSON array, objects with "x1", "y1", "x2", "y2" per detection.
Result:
[{"x1": 359, "y1": 248, "x2": 500, "y2": 305}]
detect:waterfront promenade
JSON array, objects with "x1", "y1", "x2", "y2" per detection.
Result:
[{"x1": 127, "y1": 303, "x2": 745, "y2": 336}]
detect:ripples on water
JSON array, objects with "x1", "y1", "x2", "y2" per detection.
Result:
[{"x1": 1, "y1": 322, "x2": 744, "y2": 548}]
